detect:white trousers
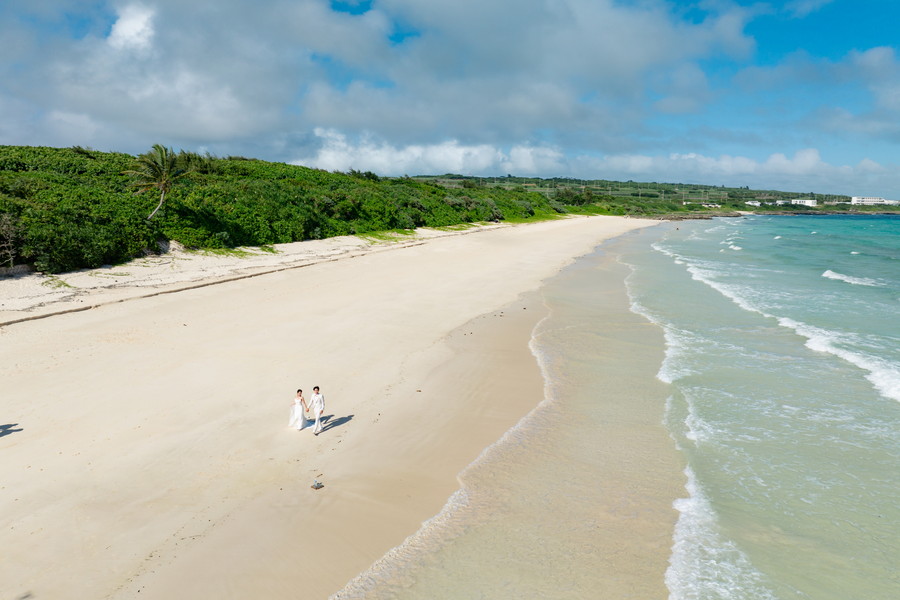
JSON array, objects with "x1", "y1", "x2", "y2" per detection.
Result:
[{"x1": 313, "y1": 409, "x2": 323, "y2": 433}]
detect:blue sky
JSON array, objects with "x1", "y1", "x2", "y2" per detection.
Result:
[{"x1": 2, "y1": 0, "x2": 899, "y2": 197}]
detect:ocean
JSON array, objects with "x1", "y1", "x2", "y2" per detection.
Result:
[
  {"x1": 627, "y1": 214, "x2": 899, "y2": 600},
  {"x1": 334, "y1": 214, "x2": 899, "y2": 599}
]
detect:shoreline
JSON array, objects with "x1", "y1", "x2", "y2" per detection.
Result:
[
  {"x1": 0, "y1": 216, "x2": 675, "y2": 599},
  {"x1": 332, "y1": 290, "x2": 550, "y2": 597},
  {"x1": 335, "y1": 233, "x2": 683, "y2": 598}
]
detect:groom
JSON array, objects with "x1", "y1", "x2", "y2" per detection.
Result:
[{"x1": 310, "y1": 386, "x2": 325, "y2": 435}]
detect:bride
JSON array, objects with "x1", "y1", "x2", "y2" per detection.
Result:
[{"x1": 289, "y1": 389, "x2": 308, "y2": 430}]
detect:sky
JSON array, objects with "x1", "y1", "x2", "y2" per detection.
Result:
[{"x1": 2, "y1": 0, "x2": 900, "y2": 197}]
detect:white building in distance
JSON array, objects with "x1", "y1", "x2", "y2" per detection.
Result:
[
  {"x1": 791, "y1": 198, "x2": 818, "y2": 207},
  {"x1": 851, "y1": 196, "x2": 900, "y2": 205}
]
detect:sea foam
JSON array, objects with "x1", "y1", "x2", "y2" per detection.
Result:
[
  {"x1": 777, "y1": 317, "x2": 900, "y2": 403},
  {"x1": 624, "y1": 271, "x2": 696, "y2": 384},
  {"x1": 822, "y1": 270, "x2": 883, "y2": 287},
  {"x1": 662, "y1": 245, "x2": 899, "y2": 404},
  {"x1": 666, "y1": 467, "x2": 779, "y2": 600}
]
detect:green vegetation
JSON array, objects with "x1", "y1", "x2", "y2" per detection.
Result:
[
  {"x1": 0, "y1": 145, "x2": 563, "y2": 273},
  {"x1": 1, "y1": 145, "x2": 895, "y2": 275},
  {"x1": 412, "y1": 174, "x2": 871, "y2": 215}
]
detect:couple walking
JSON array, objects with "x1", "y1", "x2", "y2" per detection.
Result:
[{"x1": 289, "y1": 386, "x2": 325, "y2": 435}]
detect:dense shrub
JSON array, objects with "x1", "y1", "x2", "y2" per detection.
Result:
[{"x1": 0, "y1": 145, "x2": 567, "y2": 273}]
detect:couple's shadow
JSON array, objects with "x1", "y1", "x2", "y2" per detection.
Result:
[
  {"x1": 1, "y1": 423, "x2": 23, "y2": 438},
  {"x1": 317, "y1": 414, "x2": 353, "y2": 433}
]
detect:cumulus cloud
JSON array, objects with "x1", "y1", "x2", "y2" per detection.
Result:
[
  {"x1": 294, "y1": 129, "x2": 569, "y2": 177},
  {"x1": 293, "y1": 128, "x2": 503, "y2": 175},
  {"x1": 0, "y1": 0, "x2": 761, "y2": 154},
  {"x1": 589, "y1": 149, "x2": 830, "y2": 181},
  {"x1": 1, "y1": 0, "x2": 898, "y2": 197},
  {"x1": 573, "y1": 148, "x2": 893, "y2": 197},
  {"x1": 294, "y1": 129, "x2": 894, "y2": 197},
  {"x1": 501, "y1": 146, "x2": 566, "y2": 176},
  {"x1": 107, "y1": 4, "x2": 155, "y2": 53}
]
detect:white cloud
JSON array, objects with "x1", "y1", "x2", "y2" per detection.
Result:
[
  {"x1": 48, "y1": 48, "x2": 270, "y2": 142},
  {"x1": 763, "y1": 148, "x2": 824, "y2": 174},
  {"x1": 572, "y1": 148, "x2": 897, "y2": 197},
  {"x1": 856, "y1": 157, "x2": 884, "y2": 173},
  {"x1": 45, "y1": 110, "x2": 102, "y2": 142},
  {"x1": 578, "y1": 148, "x2": 829, "y2": 182},
  {"x1": 294, "y1": 130, "x2": 900, "y2": 197},
  {"x1": 2, "y1": 0, "x2": 898, "y2": 199},
  {"x1": 501, "y1": 146, "x2": 566, "y2": 176},
  {"x1": 1, "y1": 0, "x2": 758, "y2": 155},
  {"x1": 292, "y1": 0, "x2": 757, "y2": 145},
  {"x1": 295, "y1": 130, "x2": 567, "y2": 177},
  {"x1": 294, "y1": 128, "x2": 503, "y2": 175},
  {"x1": 107, "y1": 4, "x2": 155, "y2": 52},
  {"x1": 786, "y1": 0, "x2": 835, "y2": 18}
]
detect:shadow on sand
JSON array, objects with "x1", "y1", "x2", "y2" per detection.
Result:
[
  {"x1": 1, "y1": 423, "x2": 23, "y2": 438},
  {"x1": 319, "y1": 414, "x2": 354, "y2": 434}
]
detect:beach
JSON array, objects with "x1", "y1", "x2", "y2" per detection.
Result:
[{"x1": 0, "y1": 216, "x2": 682, "y2": 599}]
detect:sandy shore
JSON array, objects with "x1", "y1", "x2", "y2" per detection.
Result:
[
  {"x1": 0, "y1": 216, "x2": 673, "y2": 599},
  {"x1": 0, "y1": 225, "x2": 507, "y2": 325}
]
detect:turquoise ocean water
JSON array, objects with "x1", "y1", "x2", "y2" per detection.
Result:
[
  {"x1": 626, "y1": 214, "x2": 899, "y2": 600},
  {"x1": 335, "y1": 215, "x2": 898, "y2": 599}
]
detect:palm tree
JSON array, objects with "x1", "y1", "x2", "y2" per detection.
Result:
[{"x1": 124, "y1": 144, "x2": 190, "y2": 220}]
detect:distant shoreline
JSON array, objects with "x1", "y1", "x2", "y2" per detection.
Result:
[{"x1": 652, "y1": 209, "x2": 900, "y2": 220}]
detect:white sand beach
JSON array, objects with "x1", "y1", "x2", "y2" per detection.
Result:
[{"x1": 0, "y1": 216, "x2": 679, "y2": 599}]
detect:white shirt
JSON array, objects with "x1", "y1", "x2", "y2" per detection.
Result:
[{"x1": 310, "y1": 392, "x2": 325, "y2": 414}]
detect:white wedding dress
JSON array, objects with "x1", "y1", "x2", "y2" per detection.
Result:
[{"x1": 289, "y1": 398, "x2": 307, "y2": 430}]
